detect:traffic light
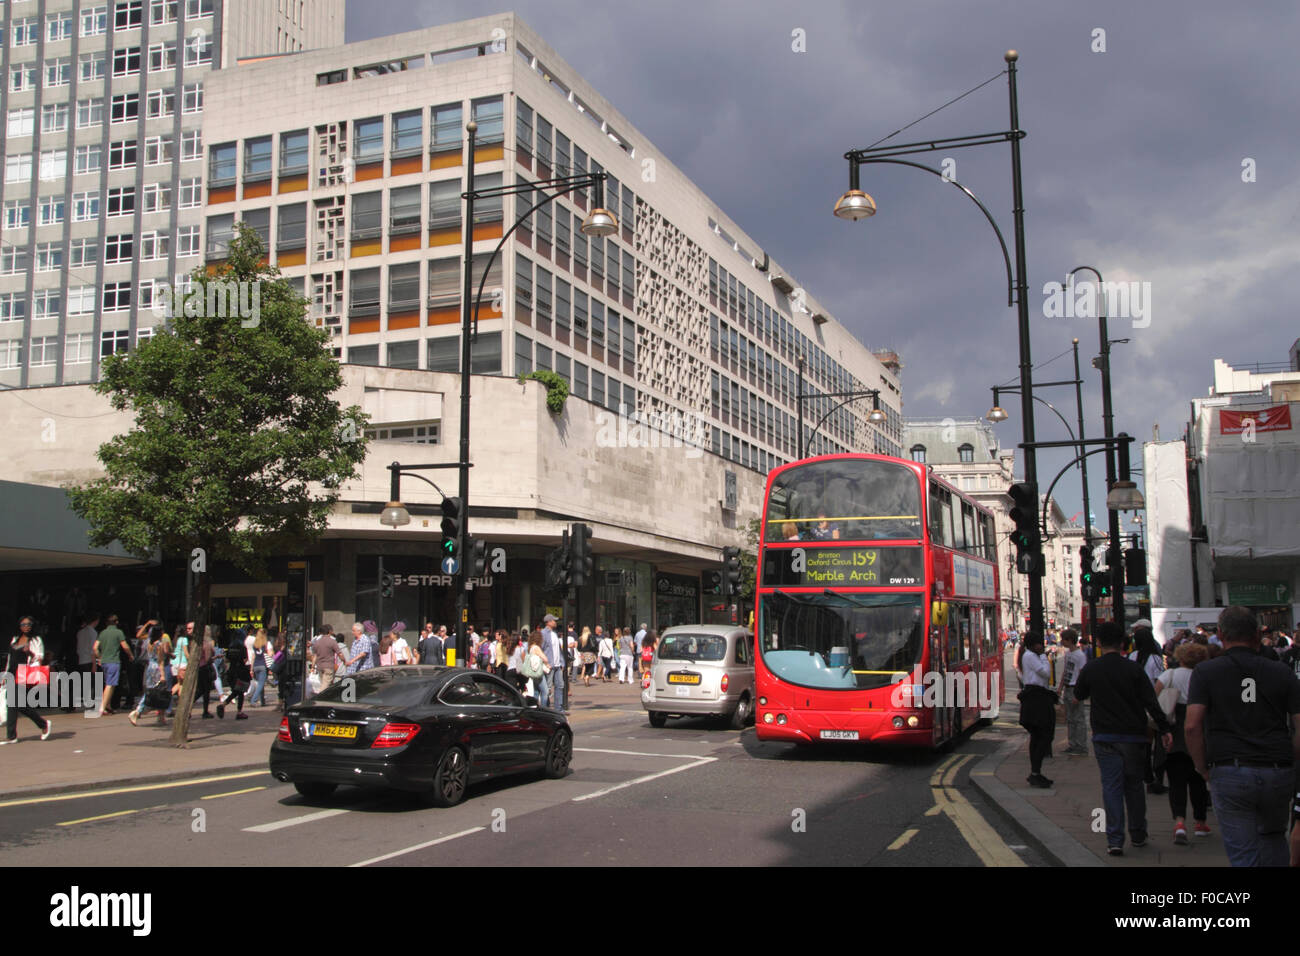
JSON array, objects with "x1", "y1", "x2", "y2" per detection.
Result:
[
  {"x1": 706, "y1": 570, "x2": 723, "y2": 595},
  {"x1": 381, "y1": 571, "x2": 394, "y2": 598},
  {"x1": 1124, "y1": 547, "x2": 1146, "y2": 586},
  {"x1": 1080, "y1": 545, "x2": 1097, "y2": 601},
  {"x1": 722, "y1": 546, "x2": 742, "y2": 598},
  {"x1": 1006, "y1": 482, "x2": 1043, "y2": 575},
  {"x1": 470, "y1": 538, "x2": 488, "y2": 577},
  {"x1": 570, "y1": 523, "x2": 593, "y2": 588},
  {"x1": 440, "y1": 496, "x2": 463, "y2": 561}
]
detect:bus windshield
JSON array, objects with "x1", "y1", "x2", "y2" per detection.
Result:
[
  {"x1": 759, "y1": 592, "x2": 923, "y2": 690},
  {"x1": 765, "y1": 458, "x2": 921, "y2": 542}
]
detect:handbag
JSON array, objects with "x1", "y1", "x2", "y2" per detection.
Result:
[
  {"x1": 145, "y1": 682, "x2": 172, "y2": 710},
  {"x1": 17, "y1": 664, "x2": 50, "y2": 686},
  {"x1": 1157, "y1": 684, "x2": 1180, "y2": 721}
]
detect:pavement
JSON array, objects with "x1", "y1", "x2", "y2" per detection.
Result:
[
  {"x1": 2, "y1": 663, "x2": 1232, "y2": 869},
  {"x1": 0, "y1": 669, "x2": 646, "y2": 801},
  {"x1": 969, "y1": 652, "x2": 1230, "y2": 868}
]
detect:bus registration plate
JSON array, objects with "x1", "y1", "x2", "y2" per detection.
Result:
[{"x1": 819, "y1": 730, "x2": 859, "y2": 741}]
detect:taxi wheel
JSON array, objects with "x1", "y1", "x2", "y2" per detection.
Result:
[
  {"x1": 648, "y1": 711, "x2": 668, "y2": 728},
  {"x1": 544, "y1": 729, "x2": 572, "y2": 779},
  {"x1": 425, "y1": 746, "x2": 469, "y2": 807},
  {"x1": 729, "y1": 694, "x2": 752, "y2": 730},
  {"x1": 293, "y1": 781, "x2": 337, "y2": 801}
]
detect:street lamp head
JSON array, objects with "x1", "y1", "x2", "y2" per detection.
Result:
[
  {"x1": 466, "y1": 120, "x2": 477, "y2": 133},
  {"x1": 380, "y1": 501, "x2": 411, "y2": 528},
  {"x1": 987, "y1": 404, "x2": 1010, "y2": 423},
  {"x1": 1105, "y1": 480, "x2": 1144, "y2": 513},
  {"x1": 867, "y1": 393, "x2": 887, "y2": 424},
  {"x1": 833, "y1": 189, "x2": 876, "y2": 221},
  {"x1": 580, "y1": 206, "x2": 618, "y2": 237},
  {"x1": 1004, "y1": 50, "x2": 1019, "y2": 63}
]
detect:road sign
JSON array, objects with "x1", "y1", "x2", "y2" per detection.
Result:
[
  {"x1": 1226, "y1": 581, "x2": 1291, "y2": 606},
  {"x1": 441, "y1": 556, "x2": 460, "y2": 575}
]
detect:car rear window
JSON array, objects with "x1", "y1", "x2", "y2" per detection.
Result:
[
  {"x1": 658, "y1": 634, "x2": 727, "y2": 662},
  {"x1": 313, "y1": 669, "x2": 434, "y2": 707}
]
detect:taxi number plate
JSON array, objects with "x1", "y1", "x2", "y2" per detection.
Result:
[
  {"x1": 819, "y1": 730, "x2": 859, "y2": 740},
  {"x1": 667, "y1": 674, "x2": 700, "y2": 685},
  {"x1": 309, "y1": 723, "x2": 357, "y2": 739}
]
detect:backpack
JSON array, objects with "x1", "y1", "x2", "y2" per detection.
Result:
[{"x1": 640, "y1": 645, "x2": 654, "y2": 664}]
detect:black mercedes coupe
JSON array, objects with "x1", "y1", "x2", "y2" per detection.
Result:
[{"x1": 269, "y1": 666, "x2": 572, "y2": 806}]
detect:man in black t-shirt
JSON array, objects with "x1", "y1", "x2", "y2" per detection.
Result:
[{"x1": 1186, "y1": 606, "x2": 1300, "y2": 868}]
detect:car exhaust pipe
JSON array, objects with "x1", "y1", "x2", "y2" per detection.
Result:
[{"x1": 273, "y1": 771, "x2": 289, "y2": 782}]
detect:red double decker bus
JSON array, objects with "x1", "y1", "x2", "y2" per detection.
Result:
[{"x1": 754, "y1": 453, "x2": 1003, "y2": 748}]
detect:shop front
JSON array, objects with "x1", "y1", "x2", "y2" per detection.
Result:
[{"x1": 654, "y1": 571, "x2": 701, "y2": 630}]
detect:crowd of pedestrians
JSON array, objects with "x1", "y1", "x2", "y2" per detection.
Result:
[
  {"x1": 305, "y1": 616, "x2": 661, "y2": 716},
  {"x1": 1015, "y1": 607, "x2": 1299, "y2": 867}
]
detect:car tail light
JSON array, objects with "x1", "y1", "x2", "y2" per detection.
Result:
[
  {"x1": 371, "y1": 722, "x2": 421, "y2": 749},
  {"x1": 277, "y1": 717, "x2": 291, "y2": 743},
  {"x1": 720, "y1": 673, "x2": 730, "y2": 693}
]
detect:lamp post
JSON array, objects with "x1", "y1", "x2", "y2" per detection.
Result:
[
  {"x1": 836, "y1": 51, "x2": 1044, "y2": 634},
  {"x1": 988, "y1": 338, "x2": 1096, "y2": 634},
  {"x1": 1066, "y1": 264, "x2": 1128, "y2": 632},
  {"x1": 455, "y1": 120, "x2": 617, "y2": 656},
  {"x1": 796, "y1": 355, "x2": 887, "y2": 458}
]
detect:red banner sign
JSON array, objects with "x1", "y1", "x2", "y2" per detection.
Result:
[{"x1": 1219, "y1": 405, "x2": 1292, "y2": 434}]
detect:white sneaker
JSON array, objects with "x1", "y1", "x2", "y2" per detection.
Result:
[
  {"x1": 41, "y1": 720, "x2": 52, "y2": 740},
  {"x1": 0, "y1": 739, "x2": 14, "y2": 746}
]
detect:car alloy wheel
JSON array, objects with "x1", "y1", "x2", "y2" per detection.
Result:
[
  {"x1": 730, "y1": 694, "x2": 751, "y2": 730},
  {"x1": 545, "y1": 729, "x2": 572, "y2": 778},
  {"x1": 429, "y1": 746, "x2": 469, "y2": 807}
]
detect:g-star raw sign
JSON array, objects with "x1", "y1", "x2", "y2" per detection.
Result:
[
  {"x1": 1218, "y1": 405, "x2": 1291, "y2": 434},
  {"x1": 761, "y1": 547, "x2": 923, "y2": 588}
]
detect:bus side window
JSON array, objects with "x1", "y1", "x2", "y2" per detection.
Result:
[{"x1": 928, "y1": 485, "x2": 946, "y2": 546}]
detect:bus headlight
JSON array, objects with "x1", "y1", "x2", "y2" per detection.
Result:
[
  {"x1": 776, "y1": 713, "x2": 787, "y2": 725},
  {"x1": 907, "y1": 716, "x2": 920, "y2": 728},
  {"x1": 892, "y1": 716, "x2": 904, "y2": 729},
  {"x1": 764, "y1": 712, "x2": 774, "y2": 724},
  {"x1": 758, "y1": 696, "x2": 767, "y2": 706}
]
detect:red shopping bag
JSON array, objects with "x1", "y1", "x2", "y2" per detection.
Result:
[{"x1": 17, "y1": 664, "x2": 50, "y2": 686}]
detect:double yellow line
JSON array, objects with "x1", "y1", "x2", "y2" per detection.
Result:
[{"x1": 926, "y1": 753, "x2": 1025, "y2": 867}]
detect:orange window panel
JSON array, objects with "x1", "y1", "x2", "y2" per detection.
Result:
[
  {"x1": 350, "y1": 239, "x2": 383, "y2": 258},
  {"x1": 349, "y1": 318, "x2": 381, "y2": 335},
  {"x1": 430, "y1": 150, "x2": 462, "y2": 170},
  {"x1": 428, "y1": 228, "x2": 461, "y2": 247},
  {"x1": 428, "y1": 307, "x2": 460, "y2": 326},
  {"x1": 474, "y1": 144, "x2": 503, "y2": 164},
  {"x1": 389, "y1": 234, "x2": 421, "y2": 253},
  {"x1": 355, "y1": 162, "x2": 384, "y2": 182},
  {"x1": 390, "y1": 155, "x2": 423, "y2": 177},
  {"x1": 472, "y1": 221, "x2": 503, "y2": 242},
  {"x1": 277, "y1": 175, "x2": 308, "y2": 194},
  {"x1": 207, "y1": 185, "x2": 237, "y2": 205},
  {"x1": 243, "y1": 181, "x2": 272, "y2": 200},
  {"x1": 277, "y1": 249, "x2": 306, "y2": 268},
  {"x1": 388, "y1": 312, "x2": 421, "y2": 331}
]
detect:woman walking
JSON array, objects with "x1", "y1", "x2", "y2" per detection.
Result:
[
  {"x1": 1129, "y1": 624, "x2": 1168, "y2": 794},
  {"x1": 217, "y1": 635, "x2": 251, "y2": 720},
  {"x1": 578, "y1": 627, "x2": 597, "y2": 687},
  {"x1": 640, "y1": 632, "x2": 656, "y2": 681},
  {"x1": 1154, "y1": 642, "x2": 1212, "y2": 843},
  {"x1": 129, "y1": 641, "x2": 170, "y2": 726},
  {"x1": 246, "y1": 628, "x2": 271, "y2": 707},
  {"x1": 598, "y1": 629, "x2": 614, "y2": 682},
  {"x1": 506, "y1": 631, "x2": 526, "y2": 692},
  {"x1": 524, "y1": 630, "x2": 551, "y2": 705},
  {"x1": 616, "y1": 628, "x2": 634, "y2": 684},
  {"x1": 3, "y1": 617, "x2": 53, "y2": 744},
  {"x1": 1016, "y1": 631, "x2": 1057, "y2": 788}
]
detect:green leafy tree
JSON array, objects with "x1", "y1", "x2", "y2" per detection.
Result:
[
  {"x1": 69, "y1": 225, "x2": 369, "y2": 745},
  {"x1": 742, "y1": 516, "x2": 761, "y2": 599}
]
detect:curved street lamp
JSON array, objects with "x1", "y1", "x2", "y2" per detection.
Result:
[{"x1": 835, "y1": 50, "x2": 1044, "y2": 635}]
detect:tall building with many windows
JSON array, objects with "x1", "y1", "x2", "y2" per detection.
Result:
[{"x1": 0, "y1": 0, "x2": 344, "y2": 387}]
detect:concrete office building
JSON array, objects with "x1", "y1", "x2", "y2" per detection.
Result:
[
  {"x1": 0, "y1": 12, "x2": 903, "y2": 646},
  {"x1": 0, "y1": 0, "x2": 344, "y2": 388}
]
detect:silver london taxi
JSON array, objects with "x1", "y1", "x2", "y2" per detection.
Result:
[{"x1": 642, "y1": 625, "x2": 755, "y2": 729}]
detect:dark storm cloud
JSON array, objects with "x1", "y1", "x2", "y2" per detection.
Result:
[{"x1": 344, "y1": 0, "x2": 1299, "y2": 515}]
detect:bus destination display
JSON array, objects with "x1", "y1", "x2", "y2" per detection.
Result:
[{"x1": 761, "y1": 547, "x2": 924, "y2": 588}]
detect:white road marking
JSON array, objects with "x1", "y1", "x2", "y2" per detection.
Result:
[
  {"x1": 242, "y1": 808, "x2": 350, "y2": 832},
  {"x1": 575, "y1": 747, "x2": 709, "y2": 759},
  {"x1": 349, "y1": 827, "x2": 486, "y2": 867},
  {"x1": 572, "y1": 756, "x2": 717, "y2": 801}
]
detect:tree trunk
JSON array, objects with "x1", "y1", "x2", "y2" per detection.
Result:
[{"x1": 169, "y1": 559, "x2": 212, "y2": 746}]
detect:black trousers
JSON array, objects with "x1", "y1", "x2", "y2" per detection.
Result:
[
  {"x1": 1164, "y1": 751, "x2": 1208, "y2": 821},
  {"x1": 6, "y1": 702, "x2": 48, "y2": 740}
]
